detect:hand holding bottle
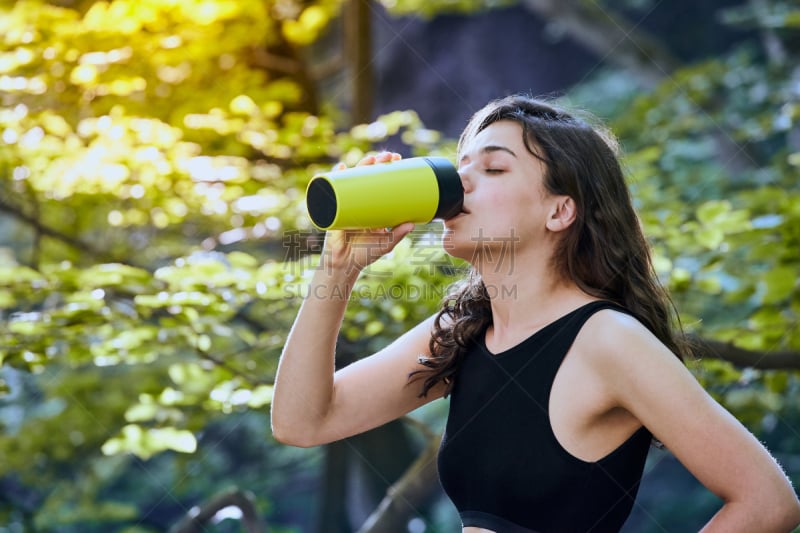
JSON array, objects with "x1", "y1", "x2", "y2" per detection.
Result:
[{"x1": 320, "y1": 152, "x2": 415, "y2": 276}]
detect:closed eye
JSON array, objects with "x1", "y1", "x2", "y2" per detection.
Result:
[{"x1": 485, "y1": 168, "x2": 504, "y2": 174}]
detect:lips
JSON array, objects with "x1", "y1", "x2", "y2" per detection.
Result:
[{"x1": 445, "y1": 208, "x2": 469, "y2": 222}]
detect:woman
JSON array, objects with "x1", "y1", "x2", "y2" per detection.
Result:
[{"x1": 271, "y1": 95, "x2": 800, "y2": 532}]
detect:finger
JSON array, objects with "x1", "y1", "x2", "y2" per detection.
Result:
[
  {"x1": 356, "y1": 155, "x2": 377, "y2": 167},
  {"x1": 374, "y1": 151, "x2": 395, "y2": 163},
  {"x1": 332, "y1": 162, "x2": 347, "y2": 171},
  {"x1": 390, "y1": 222, "x2": 415, "y2": 240}
]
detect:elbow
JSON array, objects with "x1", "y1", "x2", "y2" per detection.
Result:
[
  {"x1": 719, "y1": 484, "x2": 800, "y2": 531},
  {"x1": 758, "y1": 493, "x2": 800, "y2": 532},
  {"x1": 270, "y1": 414, "x2": 322, "y2": 448},
  {"x1": 774, "y1": 484, "x2": 800, "y2": 531},
  {"x1": 779, "y1": 499, "x2": 800, "y2": 531},
  {"x1": 271, "y1": 425, "x2": 317, "y2": 448},
  {"x1": 270, "y1": 396, "x2": 335, "y2": 448},
  {"x1": 771, "y1": 509, "x2": 800, "y2": 533}
]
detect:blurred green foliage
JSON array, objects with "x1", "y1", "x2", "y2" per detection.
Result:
[{"x1": 0, "y1": 0, "x2": 799, "y2": 531}]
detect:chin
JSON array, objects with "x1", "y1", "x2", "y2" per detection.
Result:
[{"x1": 441, "y1": 232, "x2": 474, "y2": 262}]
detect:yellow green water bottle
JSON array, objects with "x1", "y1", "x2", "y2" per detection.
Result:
[{"x1": 305, "y1": 156, "x2": 463, "y2": 230}]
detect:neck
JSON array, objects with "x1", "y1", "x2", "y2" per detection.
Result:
[{"x1": 474, "y1": 247, "x2": 592, "y2": 336}]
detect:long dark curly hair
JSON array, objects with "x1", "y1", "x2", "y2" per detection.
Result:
[{"x1": 410, "y1": 94, "x2": 692, "y2": 397}]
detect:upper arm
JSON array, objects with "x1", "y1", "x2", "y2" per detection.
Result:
[
  {"x1": 586, "y1": 312, "x2": 798, "y2": 518},
  {"x1": 315, "y1": 314, "x2": 446, "y2": 444}
]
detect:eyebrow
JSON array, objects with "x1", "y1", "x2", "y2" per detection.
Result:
[{"x1": 460, "y1": 145, "x2": 518, "y2": 162}]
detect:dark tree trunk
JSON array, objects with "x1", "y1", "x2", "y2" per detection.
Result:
[
  {"x1": 316, "y1": 440, "x2": 353, "y2": 533},
  {"x1": 345, "y1": 0, "x2": 374, "y2": 124}
]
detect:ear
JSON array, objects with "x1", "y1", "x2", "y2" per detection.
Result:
[{"x1": 545, "y1": 196, "x2": 576, "y2": 232}]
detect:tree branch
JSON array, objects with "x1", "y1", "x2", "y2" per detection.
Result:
[
  {"x1": 743, "y1": 0, "x2": 788, "y2": 66},
  {"x1": 519, "y1": 0, "x2": 680, "y2": 87},
  {"x1": 169, "y1": 488, "x2": 267, "y2": 533},
  {"x1": 691, "y1": 336, "x2": 800, "y2": 371},
  {"x1": 0, "y1": 191, "x2": 121, "y2": 264},
  {"x1": 356, "y1": 434, "x2": 441, "y2": 533},
  {"x1": 249, "y1": 47, "x2": 303, "y2": 74}
]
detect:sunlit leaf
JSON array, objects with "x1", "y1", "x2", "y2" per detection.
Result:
[
  {"x1": 101, "y1": 424, "x2": 197, "y2": 459},
  {"x1": 760, "y1": 266, "x2": 797, "y2": 304}
]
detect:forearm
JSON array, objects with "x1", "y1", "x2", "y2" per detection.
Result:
[
  {"x1": 701, "y1": 500, "x2": 800, "y2": 533},
  {"x1": 271, "y1": 262, "x2": 359, "y2": 446}
]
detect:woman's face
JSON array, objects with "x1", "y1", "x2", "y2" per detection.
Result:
[{"x1": 443, "y1": 120, "x2": 556, "y2": 265}]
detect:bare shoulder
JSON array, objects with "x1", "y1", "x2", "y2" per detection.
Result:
[
  {"x1": 572, "y1": 307, "x2": 692, "y2": 411},
  {"x1": 576, "y1": 307, "x2": 677, "y2": 367},
  {"x1": 582, "y1": 307, "x2": 653, "y2": 339}
]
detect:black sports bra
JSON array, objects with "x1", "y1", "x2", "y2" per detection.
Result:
[{"x1": 437, "y1": 301, "x2": 652, "y2": 532}]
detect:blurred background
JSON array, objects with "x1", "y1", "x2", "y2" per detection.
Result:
[{"x1": 0, "y1": 0, "x2": 799, "y2": 531}]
